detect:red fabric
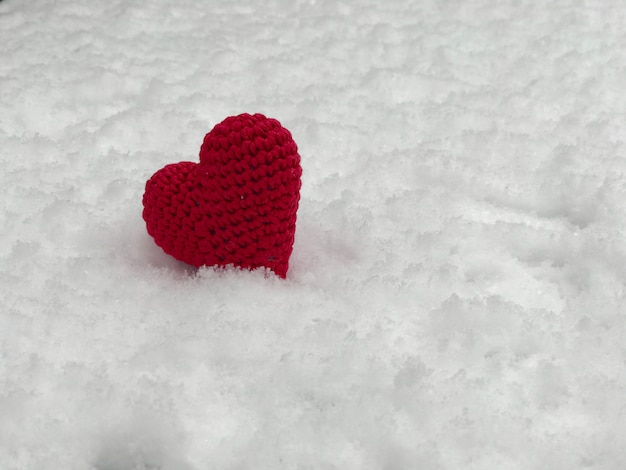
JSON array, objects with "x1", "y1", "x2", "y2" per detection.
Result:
[{"x1": 142, "y1": 113, "x2": 302, "y2": 278}]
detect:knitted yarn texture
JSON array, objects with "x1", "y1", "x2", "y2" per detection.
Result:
[{"x1": 142, "y1": 113, "x2": 302, "y2": 278}]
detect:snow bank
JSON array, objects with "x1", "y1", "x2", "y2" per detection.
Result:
[{"x1": 2, "y1": 0, "x2": 626, "y2": 468}]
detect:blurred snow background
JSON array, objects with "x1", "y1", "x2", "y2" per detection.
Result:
[{"x1": 2, "y1": 0, "x2": 626, "y2": 468}]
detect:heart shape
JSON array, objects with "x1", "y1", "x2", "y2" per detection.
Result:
[{"x1": 142, "y1": 113, "x2": 302, "y2": 278}]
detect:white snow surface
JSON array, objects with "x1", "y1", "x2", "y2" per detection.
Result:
[{"x1": 2, "y1": 0, "x2": 626, "y2": 468}]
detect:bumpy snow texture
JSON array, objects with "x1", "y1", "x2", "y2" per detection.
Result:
[{"x1": 2, "y1": 1, "x2": 626, "y2": 469}]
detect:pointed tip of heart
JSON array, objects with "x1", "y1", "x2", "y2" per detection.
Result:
[{"x1": 143, "y1": 113, "x2": 301, "y2": 280}]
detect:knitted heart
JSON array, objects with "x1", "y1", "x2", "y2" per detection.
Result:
[{"x1": 142, "y1": 113, "x2": 302, "y2": 278}]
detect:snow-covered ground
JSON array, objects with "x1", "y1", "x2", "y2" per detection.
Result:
[{"x1": 2, "y1": 0, "x2": 626, "y2": 468}]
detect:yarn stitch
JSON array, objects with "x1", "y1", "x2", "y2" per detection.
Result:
[{"x1": 142, "y1": 113, "x2": 302, "y2": 278}]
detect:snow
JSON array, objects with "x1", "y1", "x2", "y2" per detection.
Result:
[{"x1": 2, "y1": 0, "x2": 626, "y2": 468}]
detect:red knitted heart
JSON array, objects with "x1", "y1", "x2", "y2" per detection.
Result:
[{"x1": 142, "y1": 113, "x2": 302, "y2": 278}]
